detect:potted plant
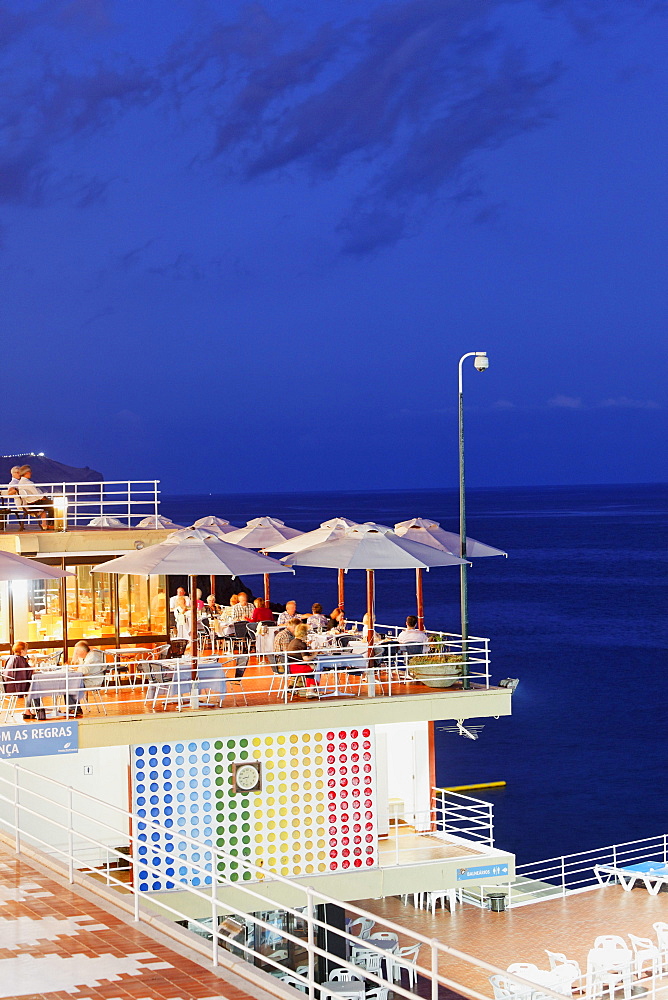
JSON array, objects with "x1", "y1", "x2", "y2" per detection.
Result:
[{"x1": 407, "y1": 636, "x2": 462, "y2": 688}]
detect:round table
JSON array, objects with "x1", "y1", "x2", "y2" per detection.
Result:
[{"x1": 321, "y1": 981, "x2": 365, "y2": 1000}]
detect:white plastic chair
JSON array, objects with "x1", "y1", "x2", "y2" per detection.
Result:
[
  {"x1": 653, "y1": 923, "x2": 668, "y2": 973},
  {"x1": 393, "y1": 943, "x2": 421, "y2": 987},
  {"x1": 545, "y1": 952, "x2": 582, "y2": 994},
  {"x1": 369, "y1": 931, "x2": 398, "y2": 944},
  {"x1": 593, "y1": 936, "x2": 629, "y2": 952},
  {"x1": 366, "y1": 988, "x2": 389, "y2": 1000},
  {"x1": 355, "y1": 951, "x2": 383, "y2": 975},
  {"x1": 278, "y1": 974, "x2": 308, "y2": 993},
  {"x1": 586, "y1": 947, "x2": 633, "y2": 1000},
  {"x1": 507, "y1": 964, "x2": 542, "y2": 978},
  {"x1": 327, "y1": 968, "x2": 365, "y2": 982},
  {"x1": 628, "y1": 934, "x2": 660, "y2": 979},
  {"x1": 349, "y1": 917, "x2": 375, "y2": 940},
  {"x1": 0, "y1": 680, "x2": 18, "y2": 723},
  {"x1": 489, "y1": 975, "x2": 516, "y2": 1000}
]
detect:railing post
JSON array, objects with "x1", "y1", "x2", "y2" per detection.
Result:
[
  {"x1": 133, "y1": 847, "x2": 140, "y2": 922},
  {"x1": 663, "y1": 834, "x2": 667, "y2": 865},
  {"x1": 431, "y1": 939, "x2": 439, "y2": 1000},
  {"x1": 13, "y1": 766, "x2": 20, "y2": 855},
  {"x1": 154, "y1": 481, "x2": 159, "y2": 519},
  {"x1": 127, "y1": 483, "x2": 132, "y2": 527},
  {"x1": 211, "y1": 860, "x2": 219, "y2": 967},
  {"x1": 612, "y1": 844, "x2": 617, "y2": 870},
  {"x1": 561, "y1": 856, "x2": 566, "y2": 897},
  {"x1": 306, "y1": 887, "x2": 316, "y2": 1000},
  {"x1": 67, "y1": 786, "x2": 74, "y2": 883},
  {"x1": 395, "y1": 813, "x2": 400, "y2": 865}
]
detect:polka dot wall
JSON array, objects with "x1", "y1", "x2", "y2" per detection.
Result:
[{"x1": 131, "y1": 726, "x2": 378, "y2": 890}]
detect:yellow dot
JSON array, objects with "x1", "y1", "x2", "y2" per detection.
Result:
[
  {"x1": 280, "y1": 818, "x2": 288, "y2": 828},
  {"x1": 279, "y1": 795, "x2": 287, "y2": 805},
  {"x1": 253, "y1": 749, "x2": 262, "y2": 759},
  {"x1": 315, "y1": 756, "x2": 323, "y2": 765},
  {"x1": 292, "y1": 806, "x2": 300, "y2": 815},
  {"x1": 306, "y1": 864, "x2": 314, "y2": 873},
  {"x1": 268, "y1": 843, "x2": 276, "y2": 853},
  {"x1": 278, "y1": 772, "x2": 287, "y2": 781},
  {"x1": 265, "y1": 748, "x2": 274, "y2": 758},
  {"x1": 306, "y1": 852, "x2": 313, "y2": 862},
  {"x1": 279, "y1": 783, "x2": 287, "y2": 793},
  {"x1": 292, "y1": 821, "x2": 300, "y2": 830},
  {"x1": 255, "y1": 810, "x2": 263, "y2": 819},
  {"x1": 255, "y1": 834, "x2": 263, "y2": 843},
  {"x1": 268, "y1": 820, "x2": 276, "y2": 830},
  {"x1": 304, "y1": 800, "x2": 312, "y2": 809},
  {"x1": 279, "y1": 806, "x2": 288, "y2": 816},
  {"x1": 280, "y1": 831, "x2": 288, "y2": 841},
  {"x1": 264, "y1": 736, "x2": 273, "y2": 745},
  {"x1": 290, "y1": 734, "x2": 299, "y2": 743},
  {"x1": 277, "y1": 747, "x2": 286, "y2": 756},
  {"x1": 304, "y1": 782, "x2": 312, "y2": 791},
  {"x1": 267, "y1": 796, "x2": 275, "y2": 806},
  {"x1": 318, "y1": 863, "x2": 327, "y2": 872},
  {"x1": 293, "y1": 853, "x2": 301, "y2": 862},
  {"x1": 318, "y1": 851, "x2": 326, "y2": 860},
  {"x1": 256, "y1": 844, "x2": 263, "y2": 853},
  {"x1": 281, "y1": 867, "x2": 289, "y2": 876},
  {"x1": 303, "y1": 769, "x2": 311, "y2": 778},
  {"x1": 267, "y1": 808, "x2": 275, "y2": 818},
  {"x1": 293, "y1": 865, "x2": 301, "y2": 874},
  {"x1": 252, "y1": 737, "x2": 261, "y2": 746},
  {"x1": 302, "y1": 733, "x2": 310, "y2": 742},
  {"x1": 315, "y1": 733, "x2": 323, "y2": 741},
  {"x1": 277, "y1": 735, "x2": 286, "y2": 745},
  {"x1": 291, "y1": 771, "x2": 300, "y2": 780},
  {"x1": 315, "y1": 772, "x2": 323, "y2": 780},
  {"x1": 316, "y1": 790, "x2": 324, "y2": 799},
  {"x1": 281, "y1": 855, "x2": 289, "y2": 865},
  {"x1": 268, "y1": 832, "x2": 276, "y2": 842},
  {"x1": 291, "y1": 794, "x2": 299, "y2": 803}
]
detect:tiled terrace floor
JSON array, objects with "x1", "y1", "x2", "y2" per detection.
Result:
[
  {"x1": 0, "y1": 841, "x2": 262, "y2": 1000},
  {"x1": 356, "y1": 887, "x2": 668, "y2": 997}
]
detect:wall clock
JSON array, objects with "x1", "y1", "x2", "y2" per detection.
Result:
[{"x1": 232, "y1": 761, "x2": 262, "y2": 793}]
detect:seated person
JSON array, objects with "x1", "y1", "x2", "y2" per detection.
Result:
[
  {"x1": 274, "y1": 618, "x2": 299, "y2": 653},
  {"x1": 306, "y1": 603, "x2": 328, "y2": 630},
  {"x1": 397, "y1": 616, "x2": 430, "y2": 654},
  {"x1": 287, "y1": 624, "x2": 317, "y2": 695},
  {"x1": 202, "y1": 594, "x2": 220, "y2": 623},
  {"x1": 14, "y1": 465, "x2": 56, "y2": 530},
  {"x1": 251, "y1": 598, "x2": 274, "y2": 623},
  {"x1": 328, "y1": 607, "x2": 345, "y2": 630},
  {"x1": 3, "y1": 641, "x2": 33, "y2": 695},
  {"x1": 362, "y1": 612, "x2": 383, "y2": 645},
  {"x1": 277, "y1": 600, "x2": 299, "y2": 625},
  {"x1": 70, "y1": 641, "x2": 106, "y2": 688},
  {"x1": 230, "y1": 592, "x2": 254, "y2": 621},
  {"x1": 170, "y1": 587, "x2": 190, "y2": 611}
]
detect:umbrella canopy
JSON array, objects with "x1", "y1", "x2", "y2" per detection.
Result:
[
  {"x1": 136, "y1": 514, "x2": 183, "y2": 529},
  {"x1": 264, "y1": 517, "x2": 358, "y2": 554},
  {"x1": 0, "y1": 551, "x2": 73, "y2": 581},
  {"x1": 224, "y1": 516, "x2": 302, "y2": 549},
  {"x1": 92, "y1": 528, "x2": 294, "y2": 578},
  {"x1": 394, "y1": 518, "x2": 507, "y2": 558},
  {"x1": 88, "y1": 515, "x2": 126, "y2": 528},
  {"x1": 193, "y1": 516, "x2": 237, "y2": 533},
  {"x1": 281, "y1": 522, "x2": 467, "y2": 571}
]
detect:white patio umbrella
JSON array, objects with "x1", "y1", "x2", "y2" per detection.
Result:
[
  {"x1": 264, "y1": 517, "x2": 359, "y2": 613},
  {"x1": 93, "y1": 528, "x2": 292, "y2": 675},
  {"x1": 193, "y1": 516, "x2": 238, "y2": 533},
  {"x1": 394, "y1": 518, "x2": 507, "y2": 628},
  {"x1": 282, "y1": 522, "x2": 467, "y2": 658},
  {"x1": 225, "y1": 517, "x2": 302, "y2": 605},
  {"x1": 88, "y1": 515, "x2": 126, "y2": 528},
  {"x1": 0, "y1": 551, "x2": 73, "y2": 648},
  {"x1": 136, "y1": 514, "x2": 183, "y2": 529}
]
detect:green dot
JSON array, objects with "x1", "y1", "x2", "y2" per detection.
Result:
[
  {"x1": 229, "y1": 824, "x2": 237, "y2": 833},
  {"x1": 231, "y1": 860, "x2": 238, "y2": 870},
  {"x1": 242, "y1": 847, "x2": 251, "y2": 857},
  {"x1": 214, "y1": 752, "x2": 223, "y2": 762},
  {"x1": 214, "y1": 741, "x2": 223, "y2": 750},
  {"x1": 239, "y1": 738, "x2": 248, "y2": 748},
  {"x1": 243, "y1": 871, "x2": 251, "y2": 881},
  {"x1": 230, "y1": 836, "x2": 238, "y2": 846},
  {"x1": 242, "y1": 835, "x2": 250, "y2": 845},
  {"x1": 241, "y1": 811, "x2": 250, "y2": 821},
  {"x1": 215, "y1": 777, "x2": 224, "y2": 787},
  {"x1": 215, "y1": 765, "x2": 224, "y2": 775},
  {"x1": 240, "y1": 798, "x2": 249, "y2": 808},
  {"x1": 239, "y1": 750, "x2": 248, "y2": 760},
  {"x1": 217, "y1": 861, "x2": 226, "y2": 871},
  {"x1": 230, "y1": 872, "x2": 239, "y2": 881},
  {"x1": 227, "y1": 739, "x2": 235, "y2": 749},
  {"x1": 227, "y1": 751, "x2": 235, "y2": 761},
  {"x1": 216, "y1": 838, "x2": 225, "y2": 847},
  {"x1": 242, "y1": 824, "x2": 250, "y2": 833}
]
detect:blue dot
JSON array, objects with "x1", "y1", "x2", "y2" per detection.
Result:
[
  {"x1": 202, "y1": 741, "x2": 210, "y2": 750},
  {"x1": 177, "y1": 792, "x2": 185, "y2": 802},
  {"x1": 175, "y1": 756, "x2": 184, "y2": 765},
  {"x1": 150, "y1": 795, "x2": 159, "y2": 805},
  {"x1": 135, "y1": 770, "x2": 144, "y2": 781},
  {"x1": 166, "y1": 867, "x2": 175, "y2": 877},
  {"x1": 135, "y1": 747, "x2": 145, "y2": 756},
  {"x1": 204, "y1": 827, "x2": 212, "y2": 837},
  {"x1": 136, "y1": 784, "x2": 145, "y2": 794},
  {"x1": 177, "y1": 817, "x2": 186, "y2": 826},
  {"x1": 190, "y1": 803, "x2": 199, "y2": 812},
  {"x1": 191, "y1": 829, "x2": 200, "y2": 840},
  {"x1": 138, "y1": 821, "x2": 147, "y2": 831},
  {"x1": 139, "y1": 869, "x2": 148, "y2": 879},
  {"x1": 188, "y1": 742, "x2": 197, "y2": 751},
  {"x1": 152, "y1": 881, "x2": 162, "y2": 890},
  {"x1": 179, "y1": 865, "x2": 188, "y2": 875},
  {"x1": 137, "y1": 809, "x2": 146, "y2": 819},
  {"x1": 163, "y1": 770, "x2": 172, "y2": 780},
  {"x1": 137, "y1": 796, "x2": 146, "y2": 806},
  {"x1": 177, "y1": 781, "x2": 185, "y2": 791},
  {"x1": 202, "y1": 753, "x2": 210, "y2": 762},
  {"x1": 164, "y1": 784, "x2": 172, "y2": 793},
  {"x1": 138, "y1": 832, "x2": 147, "y2": 843},
  {"x1": 149, "y1": 745, "x2": 158, "y2": 755},
  {"x1": 176, "y1": 768, "x2": 184, "y2": 778},
  {"x1": 152, "y1": 855, "x2": 161, "y2": 867},
  {"x1": 203, "y1": 789, "x2": 211, "y2": 798},
  {"x1": 139, "y1": 881, "x2": 148, "y2": 891},
  {"x1": 192, "y1": 876, "x2": 200, "y2": 886},
  {"x1": 175, "y1": 743, "x2": 184, "y2": 753},
  {"x1": 150, "y1": 783, "x2": 158, "y2": 793},
  {"x1": 192, "y1": 852, "x2": 200, "y2": 862},
  {"x1": 166, "y1": 856, "x2": 174, "y2": 864},
  {"x1": 189, "y1": 767, "x2": 197, "y2": 776},
  {"x1": 138, "y1": 845, "x2": 147, "y2": 855},
  {"x1": 189, "y1": 780, "x2": 197, "y2": 789},
  {"x1": 189, "y1": 754, "x2": 197, "y2": 764},
  {"x1": 151, "y1": 832, "x2": 160, "y2": 842},
  {"x1": 150, "y1": 807, "x2": 159, "y2": 817},
  {"x1": 202, "y1": 766, "x2": 210, "y2": 776},
  {"x1": 165, "y1": 818, "x2": 173, "y2": 827},
  {"x1": 204, "y1": 850, "x2": 212, "y2": 861},
  {"x1": 204, "y1": 875, "x2": 212, "y2": 885},
  {"x1": 149, "y1": 757, "x2": 158, "y2": 767},
  {"x1": 165, "y1": 806, "x2": 173, "y2": 816},
  {"x1": 177, "y1": 804, "x2": 186, "y2": 814},
  {"x1": 162, "y1": 745, "x2": 171, "y2": 753},
  {"x1": 203, "y1": 802, "x2": 212, "y2": 812},
  {"x1": 149, "y1": 769, "x2": 158, "y2": 780}
]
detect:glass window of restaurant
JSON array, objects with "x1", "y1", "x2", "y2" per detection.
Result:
[{"x1": 1, "y1": 560, "x2": 169, "y2": 652}]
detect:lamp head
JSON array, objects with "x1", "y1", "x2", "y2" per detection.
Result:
[{"x1": 473, "y1": 352, "x2": 489, "y2": 372}]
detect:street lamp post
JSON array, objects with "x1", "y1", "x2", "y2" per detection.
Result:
[{"x1": 458, "y1": 351, "x2": 489, "y2": 690}]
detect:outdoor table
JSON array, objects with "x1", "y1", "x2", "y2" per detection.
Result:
[
  {"x1": 594, "y1": 861, "x2": 668, "y2": 895},
  {"x1": 354, "y1": 937, "x2": 397, "y2": 978},
  {"x1": 255, "y1": 626, "x2": 280, "y2": 656},
  {"x1": 103, "y1": 647, "x2": 153, "y2": 686},
  {"x1": 321, "y1": 981, "x2": 365, "y2": 1000},
  {"x1": 148, "y1": 659, "x2": 227, "y2": 710},
  {"x1": 315, "y1": 653, "x2": 368, "y2": 697},
  {"x1": 27, "y1": 669, "x2": 84, "y2": 717}
]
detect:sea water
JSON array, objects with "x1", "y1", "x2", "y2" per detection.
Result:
[{"x1": 161, "y1": 483, "x2": 667, "y2": 863}]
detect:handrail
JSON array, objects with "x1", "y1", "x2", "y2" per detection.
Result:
[
  {"x1": 1, "y1": 479, "x2": 160, "y2": 529},
  {"x1": 0, "y1": 761, "x2": 562, "y2": 1000}
]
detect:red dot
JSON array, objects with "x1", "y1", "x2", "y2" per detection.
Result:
[
  {"x1": 351, "y1": 753, "x2": 359, "y2": 763},
  {"x1": 354, "y1": 847, "x2": 362, "y2": 856},
  {"x1": 327, "y1": 755, "x2": 335, "y2": 764},
  {"x1": 329, "y1": 839, "x2": 338, "y2": 847},
  {"x1": 342, "y1": 860, "x2": 350, "y2": 869},
  {"x1": 341, "y1": 837, "x2": 349, "y2": 846},
  {"x1": 328, "y1": 779, "x2": 336, "y2": 788},
  {"x1": 340, "y1": 778, "x2": 348, "y2": 787},
  {"x1": 331, "y1": 861, "x2": 338, "y2": 870},
  {"x1": 351, "y1": 742, "x2": 359, "y2": 752},
  {"x1": 351, "y1": 765, "x2": 360, "y2": 775},
  {"x1": 339, "y1": 754, "x2": 347, "y2": 763},
  {"x1": 366, "y1": 845, "x2": 374, "y2": 854},
  {"x1": 365, "y1": 822, "x2": 373, "y2": 831},
  {"x1": 362, "y1": 728, "x2": 370, "y2": 737},
  {"x1": 351, "y1": 729, "x2": 358, "y2": 738},
  {"x1": 341, "y1": 825, "x2": 349, "y2": 835},
  {"x1": 364, "y1": 764, "x2": 372, "y2": 773},
  {"x1": 352, "y1": 777, "x2": 360, "y2": 786},
  {"x1": 365, "y1": 811, "x2": 373, "y2": 820},
  {"x1": 354, "y1": 859, "x2": 363, "y2": 867},
  {"x1": 354, "y1": 836, "x2": 361, "y2": 845},
  {"x1": 363, "y1": 752, "x2": 371, "y2": 761},
  {"x1": 329, "y1": 826, "x2": 337, "y2": 835},
  {"x1": 327, "y1": 743, "x2": 335, "y2": 752},
  {"x1": 327, "y1": 732, "x2": 335, "y2": 740},
  {"x1": 341, "y1": 813, "x2": 349, "y2": 822},
  {"x1": 330, "y1": 850, "x2": 338, "y2": 858},
  {"x1": 366, "y1": 834, "x2": 374, "y2": 843},
  {"x1": 328, "y1": 767, "x2": 335, "y2": 776},
  {"x1": 328, "y1": 791, "x2": 336, "y2": 800},
  {"x1": 340, "y1": 767, "x2": 348, "y2": 776},
  {"x1": 341, "y1": 788, "x2": 349, "y2": 798},
  {"x1": 339, "y1": 730, "x2": 346, "y2": 740},
  {"x1": 364, "y1": 799, "x2": 372, "y2": 808},
  {"x1": 353, "y1": 824, "x2": 361, "y2": 833},
  {"x1": 366, "y1": 857, "x2": 374, "y2": 866},
  {"x1": 342, "y1": 848, "x2": 350, "y2": 858}
]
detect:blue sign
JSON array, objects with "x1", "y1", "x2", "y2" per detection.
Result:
[
  {"x1": 456, "y1": 863, "x2": 509, "y2": 881},
  {"x1": 0, "y1": 722, "x2": 78, "y2": 759}
]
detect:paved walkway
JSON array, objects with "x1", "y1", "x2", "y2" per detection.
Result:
[{"x1": 0, "y1": 841, "x2": 256, "y2": 1000}]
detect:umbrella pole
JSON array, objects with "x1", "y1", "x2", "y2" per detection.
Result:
[
  {"x1": 264, "y1": 573, "x2": 270, "y2": 606},
  {"x1": 366, "y1": 569, "x2": 375, "y2": 696},
  {"x1": 190, "y1": 574, "x2": 198, "y2": 681},
  {"x1": 210, "y1": 574, "x2": 216, "y2": 602},
  {"x1": 416, "y1": 568, "x2": 425, "y2": 631},
  {"x1": 338, "y1": 568, "x2": 345, "y2": 614}
]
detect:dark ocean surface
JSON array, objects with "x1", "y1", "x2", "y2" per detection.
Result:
[{"x1": 160, "y1": 483, "x2": 667, "y2": 865}]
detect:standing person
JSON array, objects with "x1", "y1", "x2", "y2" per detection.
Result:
[
  {"x1": 3, "y1": 642, "x2": 34, "y2": 718},
  {"x1": 173, "y1": 595, "x2": 190, "y2": 639},
  {"x1": 170, "y1": 587, "x2": 190, "y2": 611}
]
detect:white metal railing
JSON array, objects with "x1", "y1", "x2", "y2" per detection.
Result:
[
  {"x1": 460, "y1": 833, "x2": 668, "y2": 908},
  {"x1": 432, "y1": 787, "x2": 495, "y2": 847},
  {"x1": 0, "y1": 762, "x2": 561, "y2": 1000},
  {"x1": 4, "y1": 633, "x2": 493, "y2": 723},
  {"x1": 0, "y1": 480, "x2": 160, "y2": 529}
]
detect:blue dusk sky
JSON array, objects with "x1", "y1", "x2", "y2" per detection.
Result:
[{"x1": 1, "y1": 0, "x2": 666, "y2": 493}]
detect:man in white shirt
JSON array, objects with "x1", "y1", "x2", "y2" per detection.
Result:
[
  {"x1": 277, "y1": 600, "x2": 299, "y2": 625},
  {"x1": 169, "y1": 587, "x2": 190, "y2": 611},
  {"x1": 397, "y1": 616, "x2": 430, "y2": 654},
  {"x1": 12, "y1": 466, "x2": 55, "y2": 530}
]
